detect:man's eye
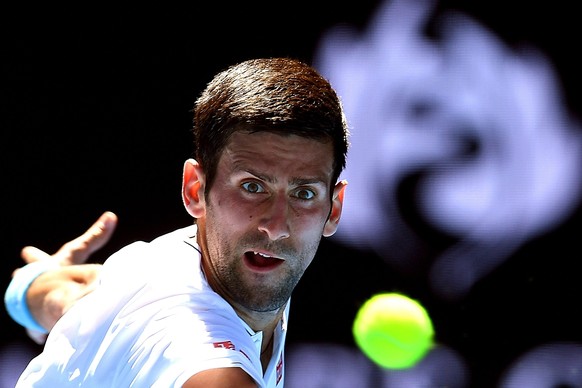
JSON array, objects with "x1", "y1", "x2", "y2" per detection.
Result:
[
  {"x1": 294, "y1": 188, "x2": 316, "y2": 200},
  {"x1": 241, "y1": 181, "x2": 265, "y2": 193}
]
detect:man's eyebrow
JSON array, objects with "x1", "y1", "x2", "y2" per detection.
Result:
[
  {"x1": 290, "y1": 177, "x2": 328, "y2": 186},
  {"x1": 236, "y1": 168, "x2": 328, "y2": 186},
  {"x1": 236, "y1": 168, "x2": 273, "y2": 183}
]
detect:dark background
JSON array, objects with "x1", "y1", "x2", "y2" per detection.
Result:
[{"x1": 2, "y1": 1, "x2": 581, "y2": 387}]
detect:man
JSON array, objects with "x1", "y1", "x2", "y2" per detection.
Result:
[{"x1": 5, "y1": 57, "x2": 349, "y2": 387}]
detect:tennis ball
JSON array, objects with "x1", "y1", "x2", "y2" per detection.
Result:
[{"x1": 352, "y1": 292, "x2": 434, "y2": 369}]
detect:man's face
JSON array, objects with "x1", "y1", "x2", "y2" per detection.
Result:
[{"x1": 195, "y1": 131, "x2": 344, "y2": 313}]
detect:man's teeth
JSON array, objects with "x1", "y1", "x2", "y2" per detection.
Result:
[{"x1": 255, "y1": 252, "x2": 272, "y2": 258}]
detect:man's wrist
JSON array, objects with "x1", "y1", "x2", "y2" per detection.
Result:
[{"x1": 4, "y1": 260, "x2": 59, "y2": 334}]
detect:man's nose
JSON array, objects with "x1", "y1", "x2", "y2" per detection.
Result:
[{"x1": 258, "y1": 194, "x2": 291, "y2": 241}]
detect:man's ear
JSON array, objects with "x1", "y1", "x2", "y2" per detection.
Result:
[
  {"x1": 182, "y1": 159, "x2": 206, "y2": 218},
  {"x1": 323, "y1": 180, "x2": 347, "y2": 237}
]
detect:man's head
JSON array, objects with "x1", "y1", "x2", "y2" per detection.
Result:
[
  {"x1": 192, "y1": 57, "x2": 349, "y2": 193},
  {"x1": 181, "y1": 57, "x2": 349, "y2": 315}
]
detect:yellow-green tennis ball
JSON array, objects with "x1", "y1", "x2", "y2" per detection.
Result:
[{"x1": 352, "y1": 293, "x2": 434, "y2": 369}]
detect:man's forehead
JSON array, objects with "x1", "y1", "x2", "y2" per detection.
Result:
[{"x1": 223, "y1": 131, "x2": 335, "y2": 178}]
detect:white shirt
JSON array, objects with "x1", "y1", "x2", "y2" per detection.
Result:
[{"x1": 17, "y1": 225, "x2": 287, "y2": 387}]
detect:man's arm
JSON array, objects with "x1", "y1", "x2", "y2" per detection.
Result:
[
  {"x1": 183, "y1": 368, "x2": 258, "y2": 388},
  {"x1": 5, "y1": 211, "x2": 118, "y2": 343}
]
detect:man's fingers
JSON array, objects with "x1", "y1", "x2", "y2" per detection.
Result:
[
  {"x1": 55, "y1": 211, "x2": 118, "y2": 265},
  {"x1": 17, "y1": 211, "x2": 118, "y2": 272},
  {"x1": 79, "y1": 211, "x2": 118, "y2": 255}
]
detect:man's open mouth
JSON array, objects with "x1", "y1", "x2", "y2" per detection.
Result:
[{"x1": 243, "y1": 251, "x2": 284, "y2": 271}]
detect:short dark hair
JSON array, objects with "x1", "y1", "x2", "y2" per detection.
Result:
[{"x1": 192, "y1": 57, "x2": 349, "y2": 192}]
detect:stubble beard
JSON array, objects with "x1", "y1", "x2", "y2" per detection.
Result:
[{"x1": 225, "y1": 263, "x2": 300, "y2": 312}]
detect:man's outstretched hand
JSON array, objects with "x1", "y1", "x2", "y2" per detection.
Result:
[{"x1": 14, "y1": 211, "x2": 118, "y2": 342}]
